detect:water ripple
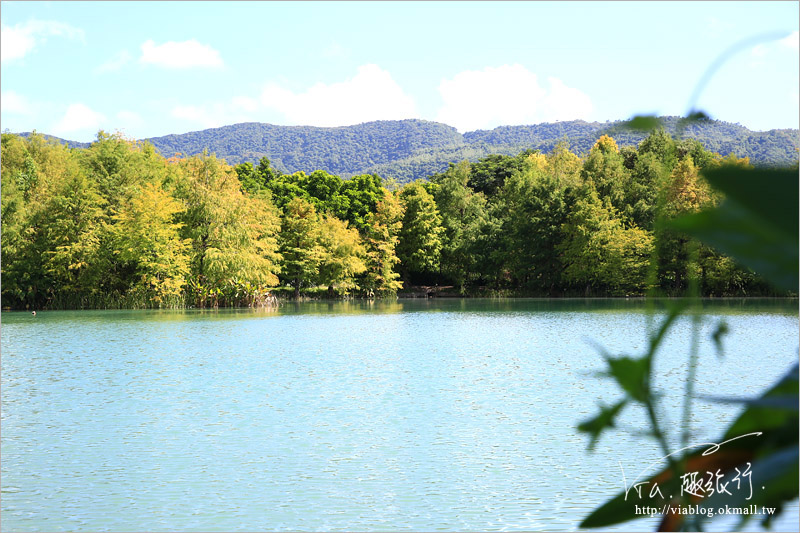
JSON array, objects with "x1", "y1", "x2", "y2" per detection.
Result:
[{"x1": 1, "y1": 300, "x2": 798, "y2": 531}]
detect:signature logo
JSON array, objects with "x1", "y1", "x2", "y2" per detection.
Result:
[{"x1": 620, "y1": 432, "x2": 761, "y2": 502}]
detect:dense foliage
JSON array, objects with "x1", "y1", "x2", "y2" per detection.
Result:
[
  {"x1": 578, "y1": 163, "x2": 798, "y2": 531},
  {"x1": 1, "y1": 128, "x2": 790, "y2": 309},
  {"x1": 18, "y1": 116, "x2": 799, "y2": 184}
]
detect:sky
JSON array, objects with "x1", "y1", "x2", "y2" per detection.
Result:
[{"x1": 1, "y1": 1, "x2": 798, "y2": 142}]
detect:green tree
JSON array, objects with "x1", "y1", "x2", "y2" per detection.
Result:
[
  {"x1": 256, "y1": 156, "x2": 278, "y2": 181},
  {"x1": 304, "y1": 170, "x2": 345, "y2": 214},
  {"x1": 361, "y1": 190, "x2": 404, "y2": 297},
  {"x1": 467, "y1": 151, "x2": 534, "y2": 196},
  {"x1": 178, "y1": 153, "x2": 281, "y2": 306},
  {"x1": 676, "y1": 138, "x2": 715, "y2": 169},
  {"x1": 581, "y1": 135, "x2": 630, "y2": 213},
  {"x1": 39, "y1": 168, "x2": 106, "y2": 306},
  {"x1": 491, "y1": 157, "x2": 567, "y2": 293},
  {"x1": 80, "y1": 131, "x2": 168, "y2": 214},
  {"x1": 433, "y1": 161, "x2": 488, "y2": 291},
  {"x1": 559, "y1": 185, "x2": 653, "y2": 295},
  {"x1": 637, "y1": 128, "x2": 678, "y2": 171},
  {"x1": 1, "y1": 133, "x2": 113, "y2": 308},
  {"x1": 1, "y1": 134, "x2": 81, "y2": 308},
  {"x1": 662, "y1": 156, "x2": 710, "y2": 216},
  {"x1": 654, "y1": 156, "x2": 711, "y2": 294},
  {"x1": 316, "y1": 216, "x2": 367, "y2": 296},
  {"x1": 1, "y1": 135, "x2": 41, "y2": 308},
  {"x1": 279, "y1": 197, "x2": 324, "y2": 299},
  {"x1": 111, "y1": 181, "x2": 190, "y2": 306},
  {"x1": 397, "y1": 181, "x2": 443, "y2": 281},
  {"x1": 546, "y1": 140, "x2": 582, "y2": 188},
  {"x1": 623, "y1": 151, "x2": 666, "y2": 230},
  {"x1": 338, "y1": 173, "x2": 385, "y2": 231},
  {"x1": 234, "y1": 161, "x2": 262, "y2": 194},
  {"x1": 265, "y1": 171, "x2": 313, "y2": 209},
  {"x1": 236, "y1": 157, "x2": 282, "y2": 195}
]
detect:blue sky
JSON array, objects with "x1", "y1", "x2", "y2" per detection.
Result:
[{"x1": 1, "y1": 1, "x2": 798, "y2": 142}]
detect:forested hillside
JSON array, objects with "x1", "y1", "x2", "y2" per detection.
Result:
[
  {"x1": 18, "y1": 117, "x2": 799, "y2": 183},
  {"x1": 146, "y1": 120, "x2": 465, "y2": 178},
  {"x1": 464, "y1": 117, "x2": 799, "y2": 167}
]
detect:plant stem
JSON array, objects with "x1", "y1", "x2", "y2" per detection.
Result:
[{"x1": 681, "y1": 241, "x2": 702, "y2": 454}]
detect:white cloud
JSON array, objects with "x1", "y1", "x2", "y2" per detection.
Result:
[
  {"x1": 435, "y1": 64, "x2": 592, "y2": 132},
  {"x1": 96, "y1": 50, "x2": 132, "y2": 73},
  {"x1": 780, "y1": 30, "x2": 799, "y2": 51},
  {"x1": 52, "y1": 103, "x2": 106, "y2": 136},
  {"x1": 540, "y1": 77, "x2": 593, "y2": 123},
  {"x1": 1, "y1": 90, "x2": 32, "y2": 115},
  {"x1": 168, "y1": 65, "x2": 417, "y2": 129},
  {"x1": 1, "y1": 25, "x2": 36, "y2": 62},
  {"x1": 260, "y1": 64, "x2": 417, "y2": 126},
  {"x1": 1, "y1": 19, "x2": 84, "y2": 62},
  {"x1": 139, "y1": 39, "x2": 223, "y2": 69}
]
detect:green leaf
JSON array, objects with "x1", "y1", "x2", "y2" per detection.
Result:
[
  {"x1": 697, "y1": 394, "x2": 798, "y2": 410},
  {"x1": 578, "y1": 399, "x2": 628, "y2": 451},
  {"x1": 706, "y1": 365, "x2": 799, "y2": 528},
  {"x1": 672, "y1": 167, "x2": 798, "y2": 291},
  {"x1": 677, "y1": 111, "x2": 711, "y2": 129},
  {"x1": 711, "y1": 320, "x2": 729, "y2": 358},
  {"x1": 685, "y1": 110, "x2": 710, "y2": 122},
  {"x1": 605, "y1": 356, "x2": 650, "y2": 403},
  {"x1": 647, "y1": 301, "x2": 690, "y2": 356},
  {"x1": 699, "y1": 446, "x2": 799, "y2": 528},
  {"x1": 723, "y1": 364, "x2": 798, "y2": 439},
  {"x1": 624, "y1": 115, "x2": 662, "y2": 132},
  {"x1": 672, "y1": 199, "x2": 798, "y2": 291},
  {"x1": 701, "y1": 167, "x2": 798, "y2": 240}
]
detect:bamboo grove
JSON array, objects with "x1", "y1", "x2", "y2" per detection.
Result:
[{"x1": 0, "y1": 130, "x2": 785, "y2": 309}]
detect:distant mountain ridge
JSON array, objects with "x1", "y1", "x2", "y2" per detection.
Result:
[{"x1": 18, "y1": 117, "x2": 799, "y2": 183}]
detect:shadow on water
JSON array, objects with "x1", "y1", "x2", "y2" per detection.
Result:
[{"x1": 2, "y1": 297, "x2": 796, "y2": 325}]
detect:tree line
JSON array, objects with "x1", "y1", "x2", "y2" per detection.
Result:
[{"x1": 0, "y1": 129, "x2": 787, "y2": 309}]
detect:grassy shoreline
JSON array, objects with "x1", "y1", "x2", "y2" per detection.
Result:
[{"x1": 4, "y1": 292, "x2": 796, "y2": 312}]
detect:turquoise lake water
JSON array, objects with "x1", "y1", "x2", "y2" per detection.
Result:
[{"x1": 1, "y1": 299, "x2": 798, "y2": 531}]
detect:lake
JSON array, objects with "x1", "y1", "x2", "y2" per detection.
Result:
[{"x1": 2, "y1": 299, "x2": 798, "y2": 532}]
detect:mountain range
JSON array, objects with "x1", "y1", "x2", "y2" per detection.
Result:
[{"x1": 19, "y1": 117, "x2": 799, "y2": 183}]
